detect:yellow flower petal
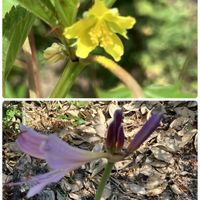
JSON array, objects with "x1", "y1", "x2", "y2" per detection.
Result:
[
  {"x1": 76, "y1": 32, "x2": 97, "y2": 58},
  {"x1": 105, "y1": 13, "x2": 136, "y2": 38},
  {"x1": 64, "y1": 17, "x2": 96, "y2": 39},
  {"x1": 88, "y1": 0, "x2": 108, "y2": 17},
  {"x1": 102, "y1": 32, "x2": 124, "y2": 62}
]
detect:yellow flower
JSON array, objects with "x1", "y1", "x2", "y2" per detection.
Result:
[{"x1": 63, "y1": 0, "x2": 136, "y2": 61}]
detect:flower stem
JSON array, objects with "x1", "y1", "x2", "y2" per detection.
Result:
[
  {"x1": 94, "y1": 162, "x2": 114, "y2": 200},
  {"x1": 106, "y1": 0, "x2": 117, "y2": 7},
  {"x1": 50, "y1": 61, "x2": 86, "y2": 98},
  {"x1": 86, "y1": 55, "x2": 143, "y2": 97}
]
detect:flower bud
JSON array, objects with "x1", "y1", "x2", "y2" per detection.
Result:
[
  {"x1": 43, "y1": 43, "x2": 66, "y2": 63},
  {"x1": 106, "y1": 121, "x2": 116, "y2": 150},
  {"x1": 116, "y1": 125, "x2": 125, "y2": 151},
  {"x1": 106, "y1": 109, "x2": 124, "y2": 153},
  {"x1": 113, "y1": 109, "x2": 123, "y2": 126},
  {"x1": 128, "y1": 112, "x2": 162, "y2": 153}
]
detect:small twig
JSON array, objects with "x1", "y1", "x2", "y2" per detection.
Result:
[{"x1": 22, "y1": 32, "x2": 42, "y2": 98}]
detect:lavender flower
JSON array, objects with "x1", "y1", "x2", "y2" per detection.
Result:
[
  {"x1": 5, "y1": 111, "x2": 162, "y2": 198},
  {"x1": 9, "y1": 125, "x2": 111, "y2": 198},
  {"x1": 127, "y1": 112, "x2": 162, "y2": 152}
]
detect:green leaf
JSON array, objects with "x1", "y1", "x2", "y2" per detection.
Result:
[
  {"x1": 96, "y1": 84, "x2": 133, "y2": 98},
  {"x1": 3, "y1": 6, "x2": 35, "y2": 82},
  {"x1": 2, "y1": 0, "x2": 18, "y2": 18},
  {"x1": 144, "y1": 84, "x2": 195, "y2": 98},
  {"x1": 5, "y1": 81, "x2": 27, "y2": 98},
  {"x1": 16, "y1": 0, "x2": 57, "y2": 27},
  {"x1": 54, "y1": 0, "x2": 78, "y2": 27}
]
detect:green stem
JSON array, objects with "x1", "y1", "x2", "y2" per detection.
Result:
[
  {"x1": 94, "y1": 162, "x2": 114, "y2": 200},
  {"x1": 50, "y1": 60, "x2": 86, "y2": 98},
  {"x1": 106, "y1": 0, "x2": 117, "y2": 7}
]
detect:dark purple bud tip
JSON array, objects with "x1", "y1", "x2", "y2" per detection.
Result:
[
  {"x1": 127, "y1": 112, "x2": 162, "y2": 153},
  {"x1": 106, "y1": 121, "x2": 116, "y2": 149},
  {"x1": 106, "y1": 109, "x2": 123, "y2": 152},
  {"x1": 116, "y1": 125, "x2": 125, "y2": 151},
  {"x1": 114, "y1": 110, "x2": 123, "y2": 126}
]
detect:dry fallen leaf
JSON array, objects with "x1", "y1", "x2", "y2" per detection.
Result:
[
  {"x1": 94, "y1": 109, "x2": 107, "y2": 138},
  {"x1": 128, "y1": 183, "x2": 146, "y2": 195},
  {"x1": 114, "y1": 160, "x2": 133, "y2": 171},
  {"x1": 146, "y1": 181, "x2": 168, "y2": 196},
  {"x1": 170, "y1": 184, "x2": 182, "y2": 195},
  {"x1": 178, "y1": 129, "x2": 197, "y2": 148},
  {"x1": 151, "y1": 146, "x2": 174, "y2": 164}
]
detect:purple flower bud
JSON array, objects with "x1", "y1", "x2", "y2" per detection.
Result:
[
  {"x1": 128, "y1": 112, "x2": 162, "y2": 152},
  {"x1": 113, "y1": 110, "x2": 123, "y2": 127},
  {"x1": 106, "y1": 110, "x2": 124, "y2": 152},
  {"x1": 105, "y1": 121, "x2": 116, "y2": 149},
  {"x1": 116, "y1": 125, "x2": 125, "y2": 151}
]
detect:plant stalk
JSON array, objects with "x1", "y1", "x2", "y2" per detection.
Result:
[
  {"x1": 106, "y1": 0, "x2": 117, "y2": 7},
  {"x1": 94, "y1": 162, "x2": 114, "y2": 200},
  {"x1": 50, "y1": 60, "x2": 86, "y2": 98}
]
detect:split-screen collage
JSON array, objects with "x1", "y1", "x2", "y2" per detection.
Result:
[{"x1": 2, "y1": 1, "x2": 198, "y2": 200}]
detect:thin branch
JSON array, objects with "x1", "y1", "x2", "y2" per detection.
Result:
[{"x1": 22, "y1": 32, "x2": 42, "y2": 98}]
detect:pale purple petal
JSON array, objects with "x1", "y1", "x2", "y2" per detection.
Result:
[
  {"x1": 4, "y1": 180, "x2": 26, "y2": 187},
  {"x1": 27, "y1": 182, "x2": 47, "y2": 198},
  {"x1": 42, "y1": 134, "x2": 106, "y2": 169},
  {"x1": 16, "y1": 124, "x2": 47, "y2": 159},
  {"x1": 4, "y1": 170, "x2": 67, "y2": 198},
  {"x1": 17, "y1": 125, "x2": 107, "y2": 170},
  {"x1": 26, "y1": 170, "x2": 66, "y2": 198},
  {"x1": 9, "y1": 125, "x2": 111, "y2": 198}
]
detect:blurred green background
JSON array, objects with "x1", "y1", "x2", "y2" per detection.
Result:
[{"x1": 4, "y1": 0, "x2": 197, "y2": 98}]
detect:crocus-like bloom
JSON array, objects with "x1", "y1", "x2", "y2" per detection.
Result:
[
  {"x1": 106, "y1": 110, "x2": 125, "y2": 153},
  {"x1": 127, "y1": 112, "x2": 162, "y2": 152},
  {"x1": 63, "y1": 0, "x2": 136, "y2": 61},
  {"x1": 6, "y1": 111, "x2": 161, "y2": 198},
  {"x1": 12, "y1": 124, "x2": 111, "y2": 198}
]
